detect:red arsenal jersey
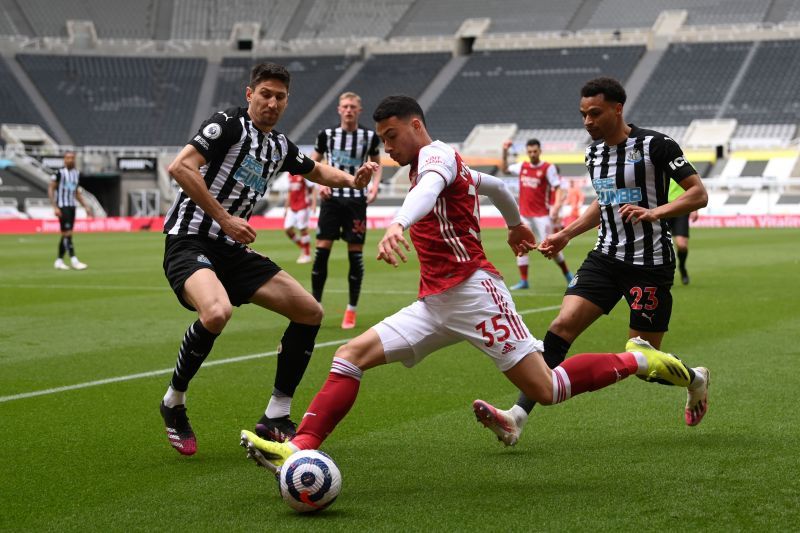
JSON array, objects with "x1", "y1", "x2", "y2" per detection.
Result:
[
  {"x1": 408, "y1": 141, "x2": 500, "y2": 298},
  {"x1": 508, "y1": 160, "x2": 560, "y2": 217},
  {"x1": 287, "y1": 173, "x2": 311, "y2": 211}
]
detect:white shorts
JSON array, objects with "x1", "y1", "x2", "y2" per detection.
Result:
[
  {"x1": 284, "y1": 208, "x2": 311, "y2": 230},
  {"x1": 524, "y1": 215, "x2": 553, "y2": 242},
  {"x1": 372, "y1": 270, "x2": 543, "y2": 372}
]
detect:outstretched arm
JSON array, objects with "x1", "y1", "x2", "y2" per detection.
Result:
[
  {"x1": 539, "y1": 199, "x2": 601, "y2": 259},
  {"x1": 473, "y1": 171, "x2": 536, "y2": 256}
]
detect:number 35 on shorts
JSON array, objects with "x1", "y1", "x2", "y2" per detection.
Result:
[{"x1": 475, "y1": 314, "x2": 511, "y2": 347}]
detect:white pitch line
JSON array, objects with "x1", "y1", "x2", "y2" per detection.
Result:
[
  {"x1": 0, "y1": 338, "x2": 349, "y2": 404},
  {"x1": 0, "y1": 304, "x2": 562, "y2": 404}
]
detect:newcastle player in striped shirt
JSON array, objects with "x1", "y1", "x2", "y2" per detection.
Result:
[
  {"x1": 49, "y1": 151, "x2": 93, "y2": 270},
  {"x1": 311, "y1": 92, "x2": 382, "y2": 329},
  {"x1": 159, "y1": 63, "x2": 376, "y2": 456},
  {"x1": 474, "y1": 77, "x2": 711, "y2": 446}
]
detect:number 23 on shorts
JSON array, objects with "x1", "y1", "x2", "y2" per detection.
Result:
[{"x1": 629, "y1": 286, "x2": 659, "y2": 310}]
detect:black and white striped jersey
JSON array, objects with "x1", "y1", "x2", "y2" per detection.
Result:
[
  {"x1": 314, "y1": 124, "x2": 380, "y2": 199},
  {"x1": 585, "y1": 125, "x2": 697, "y2": 266},
  {"x1": 51, "y1": 167, "x2": 80, "y2": 208},
  {"x1": 164, "y1": 106, "x2": 315, "y2": 246}
]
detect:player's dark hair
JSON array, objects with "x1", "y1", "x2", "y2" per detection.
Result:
[
  {"x1": 373, "y1": 95, "x2": 426, "y2": 126},
  {"x1": 581, "y1": 77, "x2": 627, "y2": 105},
  {"x1": 249, "y1": 62, "x2": 291, "y2": 90},
  {"x1": 526, "y1": 139, "x2": 541, "y2": 147}
]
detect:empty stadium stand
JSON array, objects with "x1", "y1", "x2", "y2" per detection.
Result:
[
  {"x1": 14, "y1": 0, "x2": 157, "y2": 39},
  {"x1": 210, "y1": 55, "x2": 355, "y2": 139},
  {"x1": 725, "y1": 39, "x2": 800, "y2": 125},
  {"x1": 628, "y1": 41, "x2": 752, "y2": 126},
  {"x1": 298, "y1": 52, "x2": 450, "y2": 144},
  {"x1": 295, "y1": 0, "x2": 413, "y2": 40},
  {"x1": 391, "y1": 0, "x2": 584, "y2": 36},
  {"x1": 585, "y1": 0, "x2": 770, "y2": 29},
  {"x1": 425, "y1": 46, "x2": 645, "y2": 141},
  {"x1": 0, "y1": 57, "x2": 49, "y2": 132},
  {"x1": 16, "y1": 54, "x2": 206, "y2": 146},
  {"x1": 171, "y1": 0, "x2": 298, "y2": 41}
]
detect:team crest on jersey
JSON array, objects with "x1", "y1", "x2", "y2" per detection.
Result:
[
  {"x1": 203, "y1": 123, "x2": 222, "y2": 140},
  {"x1": 625, "y1": 148, "x2": 643, "y2": 163},
  {"x1": 196, "y1": 254, "x2": 211, "y2": 265}
]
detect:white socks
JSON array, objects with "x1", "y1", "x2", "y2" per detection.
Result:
[
  {"x1": 265, "y1": 393, "x2": 292, "y2": 419},
  {"x1": 509, "y1": 404, "x2": 528, "y2": 428},
  {"x1": 163, "y1": 386, "x2": 186, "y2": 408}
]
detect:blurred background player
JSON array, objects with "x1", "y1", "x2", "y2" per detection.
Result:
[
  {"x1": 160, "y1": 62, "x2": 376, "y2": 456},
  {"x1": 311, "y1": 92, "x2": 382, "y2": 329},
  {"x1": 667, "y1": 178, "x2": 699, "y2": 285},
  {"x1": 240, "y1": 95, "x2": 710, "y2": 468},
  {"x1": 475, "y1": 77, "x2": 710, "y2": 445},
  {"x1": 564, "y1": 178, "x2": 586, "y2": 226},
  {"x1": 283, "y1": 173, "x2": 316, "y2": 264},
  {"x1": 49, "y1": 151, "x2": 92, "y2": 270},
  {"x1": 501, "y1": 138, "x2": 573, "y2": 290}
]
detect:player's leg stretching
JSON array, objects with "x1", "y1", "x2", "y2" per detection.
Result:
[
  {"x1": 248, "y1": 271, "x2": 323, "y2": 442},
  {"x1": 241, "y1": 275, "x2": 708, "y2": 467}
]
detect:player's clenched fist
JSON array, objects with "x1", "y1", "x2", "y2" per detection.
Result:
[{"x1": 353, "y1": 162, "x2": 379, "y2": 189}]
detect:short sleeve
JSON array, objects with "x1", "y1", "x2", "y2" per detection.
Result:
[
  {"x1": 188, "y1": 110, "x2": 242, "y2": 163},
  {"x1": 545, "y1": 164, "x2": 560, "y2": 187},
  {"x1": 650, "y1": 134, "x2": 697, "y2": 183},
  {"x1": 417, "y1": 143, "x2": 456, "y2": 186},
  {"x1": 51, "y1": 171, "x2": 59, "y2": 183},
  {"x1": 314, "y1": 130, "x2": 328, "y2": 155},
  {"x1": 367, "y1": 131, "x2": 381, "y2": 157},
  {"x1": 507, "y1": 162, "x2": 522, "y2": 176},
  {"x1": 280, "y1": 140, "x2": 316, "y2": 175}
]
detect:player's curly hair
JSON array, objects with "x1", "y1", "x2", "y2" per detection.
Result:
[
  {"x1": 581, "y1": 77, "x2": 627, "y2": 105},
  {"x1": 373, "y1": 95, "x2": 426, "y2": 126},
  {"x1": 249, "y1": 62, "x2": 291, "y2": 90}
]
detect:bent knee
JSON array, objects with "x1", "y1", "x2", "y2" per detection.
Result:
[
  {"x1": 200, "y1": 301, "x2": 232, "y2": 332},
  {"x1": 304, "y1": 300, "x2": 324, "y2": 324}
]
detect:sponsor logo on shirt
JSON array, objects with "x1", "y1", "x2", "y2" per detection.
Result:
[
  {"x1": 330, "y1": 149, "x2": 362, "y2": 168},
  {"x1": 233, "y1": 154, "x2": 267, "y2": 194},
  {"x1": 197, "y1": 254, "x2": 211, "y2": 265},
  {"x1": 593, "y1": 177, "x2": 641, "y2": 206}
]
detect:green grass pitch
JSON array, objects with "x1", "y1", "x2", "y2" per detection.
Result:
[{"x1": 1, "y1": 227, "x2": 799, "y2": 531}]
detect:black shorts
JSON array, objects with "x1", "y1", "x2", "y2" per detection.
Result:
[
  {"x1": 566, "y1": 251, "x2": 675, "y2": 332},
  {"x1": 316, "y1": 196, "x2": 367, "y2": 244},
  {"x1": 59, "y1": 206, "x2": 76, "y2": 232},
  {"x1": 667, "y1": 214, "x2": 690, "y2": 238},
  {"x1": 163, "y1": 235, "x2": 281, "y2": 311}
]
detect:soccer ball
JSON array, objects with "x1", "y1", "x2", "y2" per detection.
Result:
[{"x1": 279, "y1": 449, "x2": 342, "y2": 513}]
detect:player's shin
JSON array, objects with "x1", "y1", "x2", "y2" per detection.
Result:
[
  {"x1": 515, "y1": 331, "x2": 571, "y2": 413},
  {"x1": 272, "y1": 322, "x2": 320, "y2": 414},
  {"x1": 311, "y1": 247, "x2": 330, "y2": 302},
  {"x1": 347, "y1": 251, "x2": 364, "y2": 307},
  {"x1": 551, "y1": 352, "x2": 639, "y2": 404},
  {"x1": 168, "y1": 319, "x2": 220, "y2": 396},
  {"x1": 291, "y1": 357, "x2": 362, "y2": 450}
]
